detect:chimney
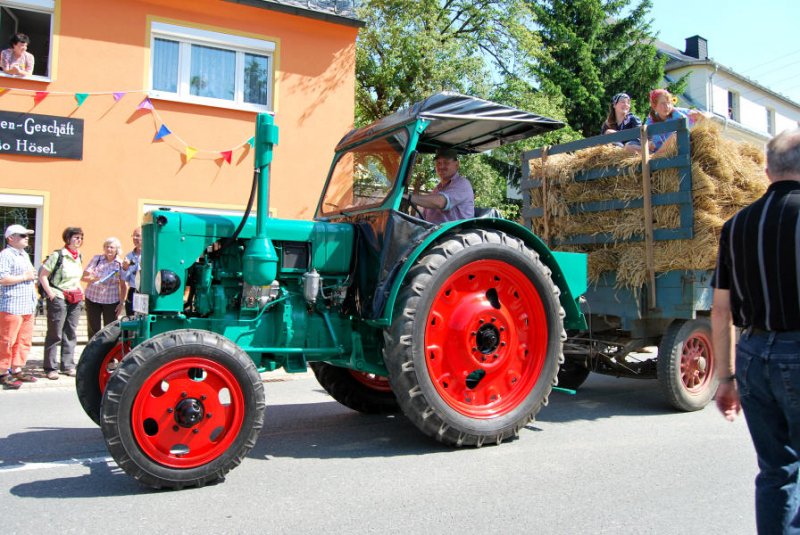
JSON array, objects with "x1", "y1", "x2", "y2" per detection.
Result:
[{"x1": 684, "y1": 35, "x2": 708, "y2": 60}]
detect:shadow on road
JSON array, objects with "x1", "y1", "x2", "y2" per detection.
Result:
[
  {"x1": 2, "y1": 373, "x2": 698, "y2": 496},
  {"x1": 539, "y1": 373, "x2": 689, "y2": 423}
]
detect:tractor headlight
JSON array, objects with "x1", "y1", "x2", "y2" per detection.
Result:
[{"x1": 155, "y1": 270, "x2": 180, "y2": 295}]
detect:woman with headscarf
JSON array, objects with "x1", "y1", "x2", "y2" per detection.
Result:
[{"x1": 601, "y1": 92, "x2": 642, "y2": 153}]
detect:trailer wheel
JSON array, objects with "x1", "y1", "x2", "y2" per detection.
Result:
[
  {"x1": 310, "y1": 362, "x2": 399, "y2": 414},
  {"x1": 100, "y1": 330, "x2": 265, "y2": 489},
  {"x1": 556, "y1": 359, "x2": 591, "y2": 390},
  {"x1": 76, "y1": 320, "x2": 128, "y2": 426},
  {"x1": 384, "y1": 229, "x2": 564, "y2": 446},
  {"x1": 657, "y1": 318, "x2": 718, "y2": 411}
]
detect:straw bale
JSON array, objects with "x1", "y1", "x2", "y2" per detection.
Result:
[{"x1": 527, "y1": 120, "x2": 768, "y2": 288}]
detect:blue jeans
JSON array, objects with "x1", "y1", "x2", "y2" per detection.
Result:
[{"x1": 737, "y1": 330, "x2": 800, "y2": 534}]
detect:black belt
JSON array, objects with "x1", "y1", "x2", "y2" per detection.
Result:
[
  {"x1": 746, "y1": 326, "x2": 800, "y2": 335},
  {"x1": 747, "y1": 327, "x2": 769, "y2": 335}
]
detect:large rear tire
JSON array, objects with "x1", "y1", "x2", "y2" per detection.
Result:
[
  {"x1": 310, "y1": 362, "x2": 399, "y2": 414},
  {"x1": 76, "y1": 320, "x2": 127, "y2": 426},
  {"x1": 384, "y1": 229, "x2": 564, "y2": 447},
  {"x1": 100, "y1": 330, "x2": 265, "y2": 489},
  {"x1": 657, "y1": 318, "x2": 718, "y2": 411}
]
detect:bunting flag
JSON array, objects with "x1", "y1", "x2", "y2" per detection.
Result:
[
  {"x1": 137, "y1": 97, "x2": 154, "y2": 110},
  {"x1": 0, "y1": 87, "x2": 257, "y2": 165},
  {"x1": 154, "y1": 124, "x2": 172, "y2": 141}
]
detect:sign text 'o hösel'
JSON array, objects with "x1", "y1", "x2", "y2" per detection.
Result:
[{"x1": 0, "y1": 111, "x2": 84, "y2": 160}]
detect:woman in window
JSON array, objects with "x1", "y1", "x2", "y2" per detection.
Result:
[{"x1": 1, "y1": 33, "x2": 34, "y2": 77}]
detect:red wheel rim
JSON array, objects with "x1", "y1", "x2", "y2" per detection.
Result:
[
  {"x1": 131, "y1": 357, "x2": 245, "y2": 468},
  {"x1": 424, "y1": 259, "x2": 548, "y2": 418},
  {"x1": 349, "y1": 370, "x2": 393, "y2": 392},
  {"x1": 680, "y1": 330, "x2": 713, "y2": 393},
  {"x1": 98, "y1": 342, "x2": 129, "y2": 393}
]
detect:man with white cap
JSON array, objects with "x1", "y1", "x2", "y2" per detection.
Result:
[{"x1": 0, "y1": 224, "x2": 39, "y2": 389}]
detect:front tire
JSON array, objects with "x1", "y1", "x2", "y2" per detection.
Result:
[
  {"x1": 657, "y1": 318, "x2": 717, "y2": 411},
  {"x1": 311, "y1": 362, "x2": 399, "y2": 414},
  {"x1": 76, "y1": 320, "x2": 127, "y2": 426},
  {"x1": 384, "y1": 229, "x2": 565, "y2": 447},
  {"x1": 100, "y1": 330, "x2": 265, "y2": 489}
]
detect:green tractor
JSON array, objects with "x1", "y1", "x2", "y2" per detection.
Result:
[{"x1": 76, "y1": 93, "x2": 588, "y2": 489}]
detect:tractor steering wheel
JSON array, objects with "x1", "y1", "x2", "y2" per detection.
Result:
[{"x1": 401, "y1": 192, "x2": 425, "y2": 220}]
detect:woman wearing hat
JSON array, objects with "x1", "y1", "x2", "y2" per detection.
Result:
[
  {"x1": 645, "y1": 89, "x2": 706, "y2": 153},
  {"x1": 601, "y1": 92, "x2": 643, "y2": 153}
]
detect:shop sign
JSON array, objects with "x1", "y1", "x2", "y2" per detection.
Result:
[{"x1": 0, "y1": 111, "x2": 84, "y2": 160}]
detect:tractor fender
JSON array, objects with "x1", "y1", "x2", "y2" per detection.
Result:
[{"x1": 376, "y1": 217, "x2": 587, "y2": 330}]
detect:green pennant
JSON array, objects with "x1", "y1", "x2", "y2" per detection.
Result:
[
  {"x1": 247, "y1": 136, "x2": 255, "y2": 148},
  {"x1": 75, "y1": 93, "x2": 89, "y2": 106}
]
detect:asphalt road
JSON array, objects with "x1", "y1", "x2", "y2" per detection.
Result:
[{"x1": 0, "y1": 371, "x2": 757, "y2": 534}]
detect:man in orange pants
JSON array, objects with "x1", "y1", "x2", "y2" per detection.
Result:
[{"x1": 0, "y1": 224, "x2": 39, "y2": 389}]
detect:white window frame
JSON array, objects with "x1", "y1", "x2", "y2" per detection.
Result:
[
  {"x1": 727, "y1": 90, "x2": 740, "y2": 122},
  {"x1": 0, "y1": 192, "x2": 44, "y2": 265},
  {"x1": 149, "y1": 22, "x2": 275, "y2": 113},
  {"x1": 766, "y1": 108, "x2": 775, "y2": 135},
  {"x1": 0, "y1": 0, "x2": 54, "y2": 82}
]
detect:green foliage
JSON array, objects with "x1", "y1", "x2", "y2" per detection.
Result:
[
  {"x1": 355, "y1": 0, "x2": 539, "y2": 125},
  {"x1": 527, "y1": 0, "x2": 666, "y2": 138},
  {"x1": 353, "y1": 0, "x2": 667, "y2": 212}
]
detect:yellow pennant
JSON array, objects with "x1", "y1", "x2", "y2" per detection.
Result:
[{"x1": 185, "y1": 146, "x2": 198, "y2": 162}]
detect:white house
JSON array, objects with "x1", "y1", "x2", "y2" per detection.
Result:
[{"x1": 657, "y1": 35, "x2": 800, "y2": 146}]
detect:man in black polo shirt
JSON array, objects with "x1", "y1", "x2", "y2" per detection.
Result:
[{"x1": 711, "y1": 127, "x2": 800, "y2": 535}]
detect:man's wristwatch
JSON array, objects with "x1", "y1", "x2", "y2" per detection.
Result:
[{"x1": 719, "y1": 374, "x2": 736, "y2": 383}]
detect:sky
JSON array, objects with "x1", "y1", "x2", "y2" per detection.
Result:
[{"x1": 646, "y1": 0, "x2": 800, "y2": 105}]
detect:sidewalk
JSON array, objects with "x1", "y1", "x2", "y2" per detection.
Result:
[
  {"x1": 4, "y1": 342, "x2": 313, "y2": 392},
  {"x1": 3, "y1": 343, "x2": 86, "y2": 390}
]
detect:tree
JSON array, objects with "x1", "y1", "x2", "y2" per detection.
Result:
[
  {"x1": 355, "y1": 0, "x2": 578, "y2": 216},
  {"x1": 527, "y1": 0, "x2": 666, "y2": 137},
  {"x1": 356, "y1": 0, "x2": 537, "y2": 125}
]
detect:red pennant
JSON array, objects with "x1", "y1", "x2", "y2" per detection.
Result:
[
  {"x1": 33, "y1": 91, "x2": 49, "y2": 104},
  {"x1": 220, "y1": 150, "x2": 233, "y2": 164}
]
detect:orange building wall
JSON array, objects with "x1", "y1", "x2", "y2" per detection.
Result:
[{"x1": 0, "y1": 0, "x2": 358, "y2": 261}]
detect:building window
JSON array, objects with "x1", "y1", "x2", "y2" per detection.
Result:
[
  {"x1": 727, "y1": 90, "x2": 740, "y2": 122},
  {"x1": 766, "y1": 108, "x2": 775, "y2": 135},
  {"x1": 0, "y1": 0, "x2": 53, "y2": 79},
  {"x1": 0, "y1": 192, "x2": 44, "y2": 265},
  {"x1": 150, "y1": 22, "x2": 275, "y2": 112}
]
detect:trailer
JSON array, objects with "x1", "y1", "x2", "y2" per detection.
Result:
[{"x1": 520, "y1": 119, "x2": 717, "y2": 411}]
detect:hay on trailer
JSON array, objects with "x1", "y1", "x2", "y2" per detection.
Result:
[{"x1": 528, "y1": 121, "x2": 769, "y2": 287}]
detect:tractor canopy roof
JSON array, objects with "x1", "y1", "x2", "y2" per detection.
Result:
[{"x1": 335, "y1": 92, "x2": 565, "y2": 154}]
